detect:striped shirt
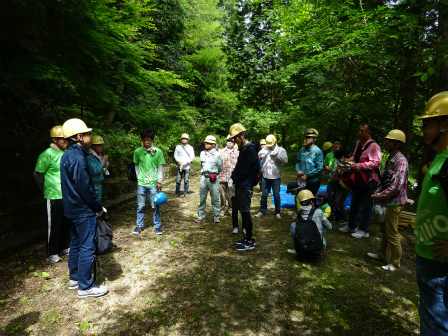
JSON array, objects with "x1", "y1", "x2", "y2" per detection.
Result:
[{"x1": 219, "y1": 147, "x2": 239, "y2": 182}]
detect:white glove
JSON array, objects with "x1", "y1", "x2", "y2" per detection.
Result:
[{"x1": 228, "y1": 178, "x2": 233, "y2": 188}]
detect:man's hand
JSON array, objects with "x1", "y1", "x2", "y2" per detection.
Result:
[
  {"x1": 97, "y1": 210, "x2": 104, "y2": 217},
  {"x1": 431, "y1": 239, "x2": 448, "y2": 262},
  {"x1": 301, "y1": 174, "x2": 307, "y2": 181},
  {"x1": 102, "y1": 155, "x2": 109, "y2": 163},
  {"x1": 156, "y1": 183, "x2": 162, "y2": 190}
]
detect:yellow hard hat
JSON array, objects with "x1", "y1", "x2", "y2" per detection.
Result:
[
  {"x1": 384, "y1": 129, "x2": 406, "y2": 143},
  {"x1": 304, "y1": 128, "x2": 318, "y2": 137},
  {"x1": 298, "y1": 189, "x2": 314, "y2": 203},
  {"x1": 421, "y1": 164, "x2": 428, "y2": 175},
  {"x1": 204, "y1": 135, "x2": 217, "y2": 144},
  {"x1": 50, "y1": 125, "x2": 64, "y2": 138},
  {"x1": 323, "y1": 142, "x2": 333, "y2": 151},
  {"x1": 181, "y1": 133, "x2": 189, "y2": 140},
  {"x1": 417, "y1": 91, "x2": 448, "y2": 120},
  {"x1": 229, "y1": 123, "x2": 246, "y2": 138},
  {"x1": 62, "y1": 118, "x2": 92, "y2": 138},
  {"x1": 265, "y1": 134, "x2": 277, "y2": 146},
  {"x1": 260, "y1": 139, "x2": 266, "y2": 145},
  {"x1": 91, "y1": 135, "x2": 105, "y2": 145},
  {"x1": 226, "y1": 134, "x2": 234, "y2": 141}
]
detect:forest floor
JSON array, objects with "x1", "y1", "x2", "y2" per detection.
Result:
[{"x1": 0, "y1": 169, "x2": 420, "y2": 335}]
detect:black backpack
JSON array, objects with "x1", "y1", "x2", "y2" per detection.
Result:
[
  {"x1": 94, "y1": 214, "x2": 114, "y2": 256},
  {"x1": 294, "y1": 208, "x2": 323, "y2": 258},
  {"x1": 127, "y1": 162, "x2": 137, "y2": 182}
]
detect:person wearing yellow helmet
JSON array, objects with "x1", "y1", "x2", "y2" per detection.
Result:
[
  {"x1": 323, "y1": 138, "x2": 342, "y2": 211},
  {"x1": 295, "y1": 128, "x2": 324, "y2": 196},
  {"x1": 255, "y1": 134, "x2": 288, "y2": 219},
  {"x1": 60, "y1": 118, "x2": 108, "y2": 298},
  {"x1": 133, "y1": 129, "x2": 166, "y2": 235},
  {"x1": 34, "y1": 125, "x2": 70, "y2": 264},
  {"x1": 195, "y1": 135, "x2": 223, "y2": 223},
  {"x1": 174, "y1": 133, "x2": 195, "y2": 197},
  {"x1": 339, "y1": 123, "x2": 381, "y2": 238},
  {"x1": 413, "y1": 92, "x2": 448, "y2": 336},
  {"x1": 368, "y1": 129, "x2": 409, "y2": 271},
  {"x1": 86, "y1": 135, "x2": 110, "y2": 201},
  {"x1": 228, "y1": 123, "x2": 258, "y2": 250}
]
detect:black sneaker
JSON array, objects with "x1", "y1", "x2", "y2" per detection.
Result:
[
  {"x1": 236, "y1": 238, "x2": 256, "y2": 246},
  {"x1": 235, "y1": 240, "x2": 255, "y2": 251}
]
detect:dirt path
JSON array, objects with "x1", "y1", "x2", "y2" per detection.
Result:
[{"x1": 0, "y1": 171, "x2": 420, "y2": 335}]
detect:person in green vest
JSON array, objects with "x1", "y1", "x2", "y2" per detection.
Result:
[
  {"x1": 315, "y1": 190, "x2": 331, "y2": 218},
  {"x1": 323, "y1": 139, "x2": 342, "y2": 210},
  {"x1": 34, "y1": 125, "x2": 71, "y2": 263},
  {"x1": 413, "y1": 91, "x2": 448, "y2": 335}
]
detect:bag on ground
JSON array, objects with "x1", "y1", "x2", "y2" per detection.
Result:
[{"x1": 294, "y1": 208, "x2": 323, "y2": 258}]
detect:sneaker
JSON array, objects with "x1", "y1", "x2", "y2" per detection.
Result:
[
  {"x1": 287, "y1": 249, "x2": 298, "y2": 255},
  {"x1": 367, "y1": 252, "x2": 381, "y2": 260},
  {"x1": 232, "y1": 227, "x2": 239, "y2": 235},
  {"x1": 68, "y1": 280, "x2": 78, "y2": 290},
  {"x1": 60, "y1": 248, "x2": 70, "y2": 255},
  {"x1": 275, "y1": 214, "x2": 282, "y2": 219},
  {"x1": 46, "y1": 254, "x2": 61, "y2": 263},
  {"x1": 236, "y1": 238, "x2": 256, "y2": 246},
  {"x1": 214, "y1": 217, "x2": 220, "y2": 223},
  {"x1": 381, "y1": 265, "x2": 396, "y2": 271},
  {"x1": 195, "y1": 218, "x2": 205, "y2": 223},
  {"x1": 254, "y1": 212, "x2": 264, "y2": 218},
  {"x1": 339, "y1": 225, "x2": 358, "y2": 233},
  {"x1": 132, "y1": 226, "x2": 143, "y2": 235},
  {"x1": 184, "y1": 193, "x2": 189, "y2": 197},
  {"x1": 77, "y1": 285, "x2": 109, "y2": 299},
  {"x1": 154, "y1": 228, "x2": 163, "y2": 235},
  {"x1": 338, "y1": 219, "x2": 348, "y2": 225},
  {"x1": 351, "y1": 230, "x2": 369, "y2": 238},
  {"x1": 235, "y1": 240, "x2": 255, "y2": 251}
]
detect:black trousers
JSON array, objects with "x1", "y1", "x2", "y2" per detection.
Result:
[{"x1": 43, "y1": 199, "x2": 71, "y2": 256}]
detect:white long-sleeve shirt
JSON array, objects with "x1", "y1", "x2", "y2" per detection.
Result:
[
  {"x1": 259, "y1": 144, "x2": 288, "y2": 179},
  {"x1": 174, "y1": 144, "x2": 195, "y2": 170}
]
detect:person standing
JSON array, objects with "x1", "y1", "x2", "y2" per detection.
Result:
[
  {"x1": 258, "y1": 139, "x2": 266, "y2": 193},
  {"x1": 60, "y1": 118, "x2": 108, "y2": 298},
  {"x1": 219, "y1": 135, "x2": 239, "y2": 217},
  {"x1": 34, "y1": 125, "x2": 70, "y2": 263},
  {"x1": 295, "y1": 128, "x2": 324, "y2": 196},
  {"x1": 368, "y1": 129, "x2": 409, "y2": 271},
  {"x1": 255, "y1": 134, "x2": 288, "y2": 219},
  {"x1": 323, "y1": 139, "x2": 342, "y2": 208},
  {"x1": 133, "y1": 129, "x2": 166, "y2": 235},
  {"x1": 414, "y1": 91, "x2": 448, "y2": 336},
  {"x1": 86, "y1": 135, "x2": 110, "y2": 201},
  {"x1": 228, "y1": 123, "x2": 258, "y2": 251},
  {"x1": 174, "y1": 133, "x2": 194, "y2": 197},
  {"x1": 195, "y1": 135, "x2": 223, "y2": 223},
  {"x1": 339, "y1": 123, "x2": 381, "y2": 238}
]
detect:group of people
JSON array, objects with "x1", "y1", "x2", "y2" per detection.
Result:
[{"x1": 32, "y1": 91, "x2": 447, "y2": 335}]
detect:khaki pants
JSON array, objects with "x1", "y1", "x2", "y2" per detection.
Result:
[
  {"x1": 378, "y1": 205, "x2": 403, "y2": 268},
  {"x1": 198, "y1": 176, "x2": 220, "y2": 219},
  {"x1": 219, "y1": 182, "x2": 232, "y2": 215}
]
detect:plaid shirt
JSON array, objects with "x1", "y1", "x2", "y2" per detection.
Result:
[
  {"x1": 219, "y1": 147, "x2": 239, "y2": 182},
  {"x1": 374, "y1": 151, "x2": 408, "y2": 205}
]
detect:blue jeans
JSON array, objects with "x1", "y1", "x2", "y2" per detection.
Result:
[
  {"x1": 260, "y1": 178, "x2": 281, "y2": 215},
  {"x1": 176, "y1": 169, "x2": 190, "y2": 195},
  {"x1": 68, "y1": 215, "x2": 96, "y2": 290},
  {"x1": 416, "y1": 255, "x2": 448, "y2": 336},
  {"x1": 136, "y1": 185, "x2": 161, "y2": 229},
  {"x1": 348, "y1": 180, "x2": 378, "y2": 233}
]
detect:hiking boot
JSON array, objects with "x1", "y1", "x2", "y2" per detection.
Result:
[
  {"x1": 68, "y1": 280, "x2": 78, "y2": 290},
  {"x1": 132, "y1": 226, "x2": 143, "y2": 235},
  {"x1": 381, "y1": 265, "x2": 397, "y2": 271},
  {"x1": 339, "y1": 225, "x2": 357, "y2": 233},
  {"x1": 195, "y1": 218, "x2": 205, "y2": 223},
  {"x1": 60, "y1": 248, "x2": 70, "y2": 255},
  {"x1": 275, "y1": 214, "x2": 282, "y2": 219},
  {"x1": 287, "y1": 249, "x2": 298, "y2": 255},
  {"x1": 154, "y1": 228, "x2": 163, "y2": 235},
  {"x1": 232, "y1": 227, "x2": 238, "y2": 235},
  {"x1": 367, "y1": 252, "x2": 381, "y2": 260},
  {"x1": 254, "y1": 212, "x2": 264, "y2": 218},
  {"x1": 235, "y1": 240, "x2": 255, "y2": 251},
  {"x1": 47, "y1": 254, "x2": 61, "y2": 263},
  {"x1": 351, "y1": 230, "x2": 369, "y2": 238},
  {"x1": 214, "y1": 217, "x2": 220, "y2": 223},
  {"x1": 77, "y1": 285, "x2": 109, "y2": 299}
]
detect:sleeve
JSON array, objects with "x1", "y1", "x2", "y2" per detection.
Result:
[
  {"x1": 217, "y1": 154, "x2": 223, "y2": 174},
  {"x1": 188, "y1": 146, "x2": 195, "y2": 164},
  {"x1": 258, "y1": 148, "x2": 268, "y2": 160},
  {"x1": 133, "y1": 148, "x2": 140, "y2": 164},
  {"x1": 295, "y1": 150, "x2": 302, "y2": 172},
  {"x1": 86, "y1": 155, "x2": 105, "y2": 175},
  {"x1": 355, "y1": 142, "x2": 381, "y2": 171},
  {"x1": 376, "y1": 159, "x2": 408, "y2": 200},
  {"x1": 320, "y1": 211, "x2": 332, "y2": 230},
  {"x1": 173, "y1": 145, "x2": 181, "y2": 163},
  {"x1": 275, "y1": 147, "x2": 288, "y2": 164},
  {"x1": 35, "y1": 151, "x2": 50, "y2": 173},
  {"x1": 324, "y1": 153, "x2": 330, "y2": 167}
]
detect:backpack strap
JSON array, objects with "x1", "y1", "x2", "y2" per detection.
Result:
[
  {"x1": 432, "y1": 157, "x2": 448, "y2": 204},
  {"x1": 307, "y1": 208, "x2": 317, "y2": 221}
]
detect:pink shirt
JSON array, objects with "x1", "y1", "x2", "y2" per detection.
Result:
[{"x1": 349, "y1": 140, "x2": 381, "y2": 183}]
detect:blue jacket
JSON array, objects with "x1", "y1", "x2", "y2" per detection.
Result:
[
  {"x1": 60, "y1": 144, "x2": 103, "y2": 218},
  {"x1": 295, "y1": 145, "x2": 324, "y2": 183},
  {"x1": 231, "y1": 141, "x2": 258, "y2": 190}
]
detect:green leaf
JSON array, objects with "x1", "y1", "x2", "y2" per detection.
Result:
[
  {"x1": 421, "y1": 73, "x2": 429, "y2": 82},
  {"x1": 42, "y1": 272, "x2": 50, "y2": 278}
]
